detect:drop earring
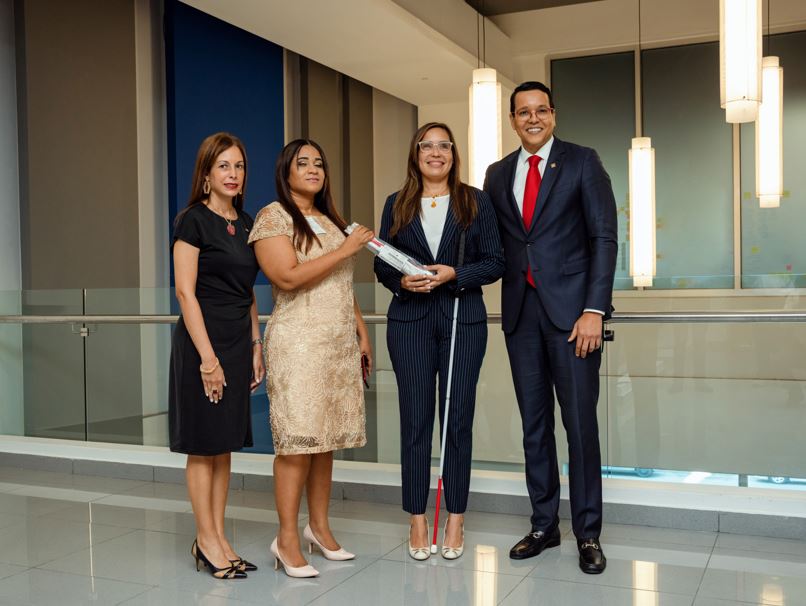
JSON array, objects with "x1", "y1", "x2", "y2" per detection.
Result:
[{"x1": 203, "y1": 180, "x2": 211, "y2": 195}]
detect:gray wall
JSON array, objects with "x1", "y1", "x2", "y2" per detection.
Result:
[
  {"x1": 15, "y1": 0, "x2": 144, "y2": 443},
  {"x1": 0, "y1": 0, "x2": 20, "y2": 292},
  {"x1": 17, "y1": 0, "x2": 140, "y2": 290},
  {"x1": 0, "y1": 0, "x2": 22, "y2": 435}
]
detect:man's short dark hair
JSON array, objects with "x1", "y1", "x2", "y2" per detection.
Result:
[{"x1": 510, "y1": 81, "x2": 554, "y2": 114}]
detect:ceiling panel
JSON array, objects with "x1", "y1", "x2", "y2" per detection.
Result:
[{"x1": 465, "y1": 0, "x2": 603, "y2": 16}]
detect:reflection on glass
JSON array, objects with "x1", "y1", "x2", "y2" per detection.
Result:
[
  {"x1": 633, "y1": 560, "x2": 658, "y2": 605},
  {"x1": 761, "y1": 582, "x2": 784, "y2": 605},
  {"x1": 551, "y1": 52, "x2": 634, "y2": 290},
  {"x1": 474, "y1": 545, "x2": 497, "y2": 606},
  {"x1": 88, "y1": 502, "x2": 96, "y2": 593},
  {"x1": 683, "y1": 471, "x2": 713, "y2": 484}
]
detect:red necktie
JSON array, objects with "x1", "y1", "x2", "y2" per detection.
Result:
[{"x1": 522, "y1": 154, "x2": 542, "y2": 287}]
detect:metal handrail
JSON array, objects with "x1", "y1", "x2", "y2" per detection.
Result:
[{"x1": 2, "y1": 311, "x2": 806, "y2": 324}]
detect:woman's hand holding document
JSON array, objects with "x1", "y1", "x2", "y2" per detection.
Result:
[{"x1": 345, "y1": 222, "x2": 435, "y2": 276}]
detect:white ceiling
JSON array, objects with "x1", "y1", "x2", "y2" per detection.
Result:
[
  {"x1": 181, "y1": 0, "x2": 515, "y2": 106},
  {"x1": 181, "y1": 0, "x2": 806, "y2": 107}
]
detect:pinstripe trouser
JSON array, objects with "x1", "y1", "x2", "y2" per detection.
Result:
[{"x1": 387, "y1": 304, "x2": 488, "y2": 515}]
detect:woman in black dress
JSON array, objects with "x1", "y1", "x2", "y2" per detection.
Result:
[{"x1": 170, "y1": 132, "x2": 264, "y2": 579}]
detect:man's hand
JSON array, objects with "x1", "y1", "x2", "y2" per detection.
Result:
[{"x1": 568, "y1": 312, "x2": 603, "y2": 358}]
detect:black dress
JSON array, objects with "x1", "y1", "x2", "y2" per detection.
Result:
[{"x1": 169, "y1": 203, "x2": 259, "y2": 455}]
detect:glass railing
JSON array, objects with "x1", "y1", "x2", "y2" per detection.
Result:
[{"x1": 1, "y1": 287, "x2": 805, "y2": 492}]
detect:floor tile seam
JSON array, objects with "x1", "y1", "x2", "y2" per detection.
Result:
[
  {"x1": 496, "y1": 574, "x2": 529, "y2": 605},
  {"x1": 36, "y1": 558, "x2": 180, "y2": 592},
  {"x1": 691, "y1": 544, "x2": 715, "y2": 603},
  {"x1": 113, "y1": 585, "x2": 158, "y2": 606},
  {"x1": 603, "y1": 538, "x2": 717, "y2": 555},
  {"x1": 300, "y1": 554, "x2": 388, "y2": 605},
  {"x1": 709, "y1": 543, "x2": 806, "y2": 560},
  {"x1": 37, "y1": 502, "x2": 181, "y2": 526},
  {"x1": 378, "y1": 538, "x2": 406, "y2": 559},
  {"x1": 89, "y1": 497, "x2": 195, "y2": 517},
  {"x1": 27, "y1": 527, "x2": 141, "y2": 569},
  {"x1": 527, "y1": 569, "x2": 702, "y2": 597},
  {"x1": 7, "y1": 480, "x2": 122, "y2": 500},
  {"x1": 0, "y1": 491, "x2": 110, "y2": 511},
  {"x1": 694, "y1": 599, "x2": 765, "y2": 606},
  {"x1": 0, "y1": 566, "x2": 35, "y2": 585},
  {"x1": 0, "y1": 567, "x2": 29, "y2": 583},
  {"x1": 530, "y1": 574, "x2": 698, "y2": 597},
  {"x1": 376, "y1": 551, "x2": 537, "y2": 578},
  {"x1": 9, "y1": 563, "x2": 156, "y2": 591}
]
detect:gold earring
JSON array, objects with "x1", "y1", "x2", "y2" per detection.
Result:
[{"x1": 203, "y1": 180, "x2": 211, "y2": 195}]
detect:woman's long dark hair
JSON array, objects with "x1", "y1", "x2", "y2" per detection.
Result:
[
  {"x1": 275, "y1": 139, "x2": 347, "y2": 254},
  {"x1": 390, "y1": 122, "x2": 477, "y2": 237},
  {"x1": 179, "y1": 132, "x2": 247, "y2": 223}
]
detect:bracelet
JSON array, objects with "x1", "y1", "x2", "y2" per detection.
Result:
[
  {"x1": 251, "y1": 338, "x2": 263, "y2": 346},
  {"x1": 199, "y1": 358, "x2": 220, "y2": 374}
]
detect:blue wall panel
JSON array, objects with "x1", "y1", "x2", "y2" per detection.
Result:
[{"x1": 165, "y1": 0, "x2": 283, "y2": 287}]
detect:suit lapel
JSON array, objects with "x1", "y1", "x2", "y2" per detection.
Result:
[
  {"x1": 410, "y1": 214, "x2": 434, "y2": 264},
  {"x1": 435, "y1": 205, "x2": 458, "y2": 262},
  {"x1": 529, "y1": 138, "x2": 566, "y2": 232},
  {"x1": 502, "y1": 150, "x2": 526, "y2": 235}
]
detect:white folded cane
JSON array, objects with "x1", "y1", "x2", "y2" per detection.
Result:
[{"x1": 431, "y1": 230, "x2": 466, "y2": 554}]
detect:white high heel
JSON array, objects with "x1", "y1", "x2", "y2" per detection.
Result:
[
  {"x1": 303, "y1": 524, "x2": 355, "y2": 561},
  {"x1": 441, "y1": 518, "x2": 464, "y2": 560},
  {"x1": 408, "y1": 520, "x2": 431, "y2": 561},
  {"x1": 270, "y1": 537, "x2": 319, "y2": 578}
]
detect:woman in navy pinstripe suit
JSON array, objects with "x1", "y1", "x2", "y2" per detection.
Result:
[{"x1": 375, "y1": 122, "x2": 504, "y2": 560}]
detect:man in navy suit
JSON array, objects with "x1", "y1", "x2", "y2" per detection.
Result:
[{"x1": 483, "y1": 81, "x2": 617, "y2": 574}]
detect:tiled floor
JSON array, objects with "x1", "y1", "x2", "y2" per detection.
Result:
[{"x1": 0, "y1": 466, "x2": 803, "y2": 605}]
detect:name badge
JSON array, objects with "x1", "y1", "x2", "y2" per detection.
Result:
[{"x1": 306, "y1": 216, "x2": 327, "y2": 235}]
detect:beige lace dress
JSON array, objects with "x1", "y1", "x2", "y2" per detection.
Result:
[{"x1": 248, "y1": 202, "x2": 366, "y2": 455}]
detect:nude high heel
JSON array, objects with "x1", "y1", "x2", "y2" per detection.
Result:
[
  {"x1": 303, "y1": 524, "x2": 355, "y2": 561},
  {"x1": 270, "y1": 537, "x2": 319, "y2": 578}
]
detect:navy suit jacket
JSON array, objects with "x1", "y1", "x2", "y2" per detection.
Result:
[
  {"x1": 484, "y1": 138, "x2": 618, "y2": 333},
  {"x1": 374, "y1": 187, "x2": 505, "y2": 324}
]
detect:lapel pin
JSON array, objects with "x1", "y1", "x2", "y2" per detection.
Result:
[{"x1": 550, "y1": 162, "x2": 557, "y2": 169}]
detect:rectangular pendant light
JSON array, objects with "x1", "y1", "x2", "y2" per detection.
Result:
[
  {"x1": 468, "y1": 68, "x2": 502, "y2": 188},
  {"x1": 629, "y1": 137, "x2": 656, "y2": 288},
  {"x1": 756, "y1": 56, "x2": 783, "y2": 208},
  {"x1": 720, "y1": 0, "x2": 762, "y2": 123}
]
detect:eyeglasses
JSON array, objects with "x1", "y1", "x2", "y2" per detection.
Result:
[
  {"x1": 417, "y1": 140, "x2": 453, "y2": 154},
  {"x1": 513, "y1": 107, "x2": 554, "y2": 121}
]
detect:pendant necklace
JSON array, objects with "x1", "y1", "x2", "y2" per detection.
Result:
[
  {"x1": 208, "y1": 204, "x2": 238, "y2": 236},
  {"x1": 425, "y1": 190, "x2": 449, "y2": 208}
]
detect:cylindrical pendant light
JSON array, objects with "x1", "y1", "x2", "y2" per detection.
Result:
[
  {"x1": 629, "y1": 137, "x2": 656, "y2": 288},
  {"x1": 468, "y1": 67, "x2": 502, "y2": 188},
  {"x1": 628, "y1": 0, "x2": 656, "y2": 289},
  {"x1": 720, "y1": 0, "x2": 762, "y2": 123},
  {"x1": 756, "y1": 56, "x2": 784, "y2": 207}
]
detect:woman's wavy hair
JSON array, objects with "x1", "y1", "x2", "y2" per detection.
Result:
[
  {"x1": 275, "y1": 139, "x2": 347, "y2": 253},
  {"x1": 390, "y1": 122, "x2": 477, "y2": 237}
]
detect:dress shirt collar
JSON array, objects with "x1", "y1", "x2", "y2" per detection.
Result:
[{"x1": 517, "y1": 136, "x2": 555, "y2": 166}]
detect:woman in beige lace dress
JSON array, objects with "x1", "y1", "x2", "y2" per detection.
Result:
[{"x1": 249, "y1": 139, "x2": 374, "y2": 578}]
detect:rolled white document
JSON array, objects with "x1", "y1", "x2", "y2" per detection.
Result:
[{"x1": 345, "y1": 222, "x2": 435, "y2": 276}]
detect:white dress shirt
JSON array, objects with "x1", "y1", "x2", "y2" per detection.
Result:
[
  {"x1": 511, "y1": 137, "x2": 603, "y2": 317},
  {"x1": 420, "y1": 194, "x2": 450, "y2": 258}
]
